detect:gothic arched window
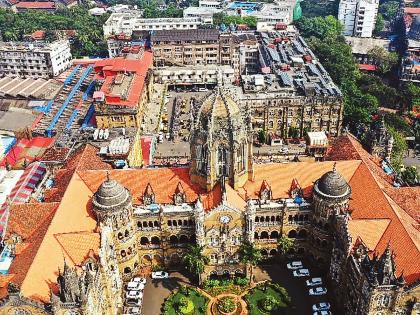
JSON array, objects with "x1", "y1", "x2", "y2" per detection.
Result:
[{"x1": 217, "y1": 146, "x2": 229, "y2": 177}]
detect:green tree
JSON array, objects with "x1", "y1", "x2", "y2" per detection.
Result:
[
  {"x1": 367, "y1": 46, "x2": 398, "y2": 75},
  {"x1": 277, "y1": 235, "x2": 295, "y2": 257},
  {"x1": 401, "y1": 166, "x2": 419, "y2": 186},
  {"x1": 288, "y1": 126, "x2": 300, "y2": 139},
  {"x1": 387, "y1": 127, "x2": 408, "y2": 171},
  {"x1": 239, "y1": 241, "x2": 262, "y2": 283},
  {"x1": 183, "y1": 244, "x2": 209, "y2": 285},
  {"x1": 258, "y1": 129, "x2": 267, "y2": 144},
  {"x1": 374, "y1": 14, "x2": 385, "y2": 35},
  {"x1": 295, "y1": 15, "x2": 343, "y2": 39},
  {"x1": 379, "y1": 1, "x2": 399, "y2": 21}
]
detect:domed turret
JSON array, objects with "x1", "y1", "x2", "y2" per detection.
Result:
[
  {"x1": 93, "y1": 174, "x2": 131, "y2": 211},
  {"x1": 190, "y1": 86, "x2": 253, "y2": 191},
  {"x1": 315, "y1": 167, "x2": 351, "y2": 198}
]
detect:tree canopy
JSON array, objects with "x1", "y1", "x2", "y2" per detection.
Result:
[
  {"x1": 183, "y1": 244, "x2": 209, "y2": 284},
  {"x1": 239, "y1": 241, "x2": 262, "y2": 282},
  {"x1": 0, "y1": 7, "x2": 109, "y2": 58}
]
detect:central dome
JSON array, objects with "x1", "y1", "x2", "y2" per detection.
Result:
[
  {"x1": 93, "y1": 175, "x2": 131, "y2": 211},
  {"x1": 314, "y1": 166, "x2": 351, "y2": 198}
]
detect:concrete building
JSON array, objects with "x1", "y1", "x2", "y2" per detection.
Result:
[
  {"x1": 103, "y1": 11, "x2": 204, "y2": 38},
  {"x1": 338, "y1": 0, "x2": 379, "y2": 37},
  {"x1": 183, "y1": 6, "x2": 219, "y2": 24},
  {"x1": 151, "y1": 29, "x2": 241, "y2": 79},
  {"x1": 154, "y1": 65, "x2": 235, "y2": 86},
  {"x1": 0, "y1": 40, "x2": 72, "y2": 78},
  {"x1": 237, "y1": 30, "x2": 343, "y2": 140},
  {"x1": 199, "y1": 0, "x2": 224, "y2": 9},
  {"x1": 93, "y1": 52, "x2": 153, "y2": 130}
]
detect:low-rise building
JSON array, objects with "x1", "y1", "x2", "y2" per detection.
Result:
[
  {"x1": 12, "y1": 1, "x2": 56, "y2": 13},
  {"x1": 154, "y1": 65, "x2": 235, "y2": 86},
  {"x1": 306, "y1": 131, "x2": 328, "y2": 160},
  {"x1": 151, "y1": 29, "x2": 241, "y2": 78},
  {"x1": 183, "y1": 6, "x2": 219, "y2": 24},
  {"x1": 103, "y1": 11, "x2": 204, "y2": 38},
  {"x1": 345, "y1": 36, "x2": 390, "y2": 66},
  {"x1": 0, "y1": 40, "x2": 72, "y2": 78},
  {"x1": 93, "y1": 52, "x2": 153, "y2": 129}
]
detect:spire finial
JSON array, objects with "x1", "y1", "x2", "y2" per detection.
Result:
[
  {"x1": 332, "y1": 162, "x2": 337, "y2": 172},
  {"x1": 106, "y1": 171, "x2": 110, "y2": 182}
]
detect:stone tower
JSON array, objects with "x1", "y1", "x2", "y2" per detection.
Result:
[
  {"x1": 310, "y1": 164, "x2": 352, "y2": 265},
  {"x1": 92, "y1": 174, "x2": 139, "y2": 280},
  {"x1": 190, "y1": 87, "x2": 254, "y2": 191}
]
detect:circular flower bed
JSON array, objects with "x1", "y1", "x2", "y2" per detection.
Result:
[
  {"x1": 217, "y1": 296, "x2": 237, "y2": 314},
  {"x1": 178, "y1": 296, "x2": 194, "y2": 314},
  {"x1": 245, "y1": 282, "x2": 291, "y2": 315}
]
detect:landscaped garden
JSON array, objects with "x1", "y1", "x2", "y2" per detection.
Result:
[
  {"x1": 202, "y1": 277, "x2": 249, "y2": 296},
  {"x1": 244, "y1": 282, "x2": 292, "y2": 315},
  {"x1": 162, "y1": 285, "x2": 209, "y2": 315}
]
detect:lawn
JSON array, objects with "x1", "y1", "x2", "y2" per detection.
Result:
[
  {"x1": 245, "y1": 282, "x2": 291, "y2": 315},
  {"x1": 162, "y1": 286, "x2": 209, "y2": 315}
]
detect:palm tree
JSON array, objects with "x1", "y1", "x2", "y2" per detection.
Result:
[
  {"x1": 183, "y1": 244, "x2": 209, "y2": 285},
  {"x1": 277, "y1": 235, "x2": 295, "y2": 259},
  {"x1": 239, "y1": 241, "x2": 262, "y2": 283}
]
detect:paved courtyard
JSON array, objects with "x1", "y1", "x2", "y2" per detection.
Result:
[{"x1": 141, "y1": 262, "x2": 333, "y2": 315}]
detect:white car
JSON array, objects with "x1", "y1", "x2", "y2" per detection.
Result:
[
  {"x1": 127, "y1": 306, "x2": 141, "y2": 314},
  {"x1": 287, "y1": 261, "x2": 303, "y2": 270},
  {"x1": 127, "y1": 281, "x2": 145, "y2": 291},
  {"x1": 293, "y1": 268, "x2": 310, "y2": 277},
  {"x1": 126, "y1": 290, "x2": 143, "y2": 299},
  {"x1": 309, "y1": 287, "x2": 327, "y2": 296},
  {"x1": 131, "y1": 277, "x2": 147, "y2": 285},
  {"x1": 312, "y1": 302, "x2": 331, "y2": 311},
  {"x1": 306, "y1": 277, "x2": 323, "y2": 287},
  {"x1": 313, "y1": 311, "x2": 332, "y2": 315},
  {"x1": 126, "y1": 298, "x2": 142, "y2": 306},
  {"x1": 152, "y1": 271, "x2": 169, "y2": 279}
]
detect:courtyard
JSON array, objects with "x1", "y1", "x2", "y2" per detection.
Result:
[{"x1": 141, "y1": 263, "x2": 333, "y2": 315}]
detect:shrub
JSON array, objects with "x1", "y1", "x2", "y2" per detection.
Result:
[
  {"x1": 203, "y1": 279, "x2": 220, "y2": 288},
  {"x1": 152, "y1": 264, "x2": 167, "y2": 272},
  {"x1": 217, "y1": 297, "x2": 236, "y2": 313},
  {"x1": 178, "y1": 296, "x2": 194, "y2": 315},
  {"x1": 234, "y1": 277, "x2": 249, "y2": 286},
  {"x1": 260, "y1": 295, "x2": 279, "y2": 312}
]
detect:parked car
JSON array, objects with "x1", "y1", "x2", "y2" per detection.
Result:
[
  {"x1": 293, "y1": 268, "x2": 310, "y2": 277},
  {"x1": 126, "y1": 298, "x2": 142, "y2": 306},
  {"x1": 306, "y1": 277, "x2": 323, "y2": 287},
  {"x1": 152, "y1": 271, "x2": 169, "y2": 279},
  {"x1": 126, "y1": 290, "x2": 143, "y2": 299},
  {"x1": 309, "y1": 287, "x2": 327, "y2": 296},
  {"x1": 313, "y1": 311, "x2": 332, "y2": 315},
  {"x1": 287, "y1": 261, "x2": 303, "y2": 270},
  {"x1": 312, "y1": 302, "x2": 331, "y2": 311},
  {"x1": 131, "y1": 277, "x2": 147, "y2": 285},
  {"x1": 126, "y1": 306, "x2": 141, "y2": 314},
  {"x1": 127, "y1": 281, "x2": 145, "y2": 291}
]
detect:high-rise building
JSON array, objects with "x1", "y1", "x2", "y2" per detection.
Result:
[{"x1": 338, "y1": 0, "x2": 379, "y2": 37}]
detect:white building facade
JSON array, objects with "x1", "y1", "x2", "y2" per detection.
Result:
[
  {"x1": 338, "y1": 0, "x2": 379, "y2": 37},
  {"x1": 103, "y1": 12, "x2": 203, "y2": 37},
  {"x1": 0, "y1": 40, "x2": 72, "y2": 78}
]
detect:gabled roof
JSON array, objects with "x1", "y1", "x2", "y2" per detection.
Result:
[{"x1": 54, "y1": 231, "x2": 100, "y2": 266}]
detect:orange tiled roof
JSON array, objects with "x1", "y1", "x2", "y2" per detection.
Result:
[
  {"x1": 348, "y1": 218, "x2": 391, "y2": 250},
  {"x1": 383, "y1": 186, "x2": 420, "y2": 224},
  {"x1": 325, "y1": 135, "x2": 361, "y2": 161},
  {"x1": 54, "y1": 231, "x2": 100, "y2": 266},
  {"x1": 243, "y1": 160, "x2": 361, "y2": 199},
  {"x1": 349, "y1": 162, "x2": 420, "y2": 284},
  {"x1": 78, "y1": 168, "x2": 207, "y2": 207},
  {"x1": 6, "y1": 203, "x2": 59, "y2": 240}
]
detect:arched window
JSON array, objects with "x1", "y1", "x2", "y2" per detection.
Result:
[
  {"x1": 188, "y1": 219, "x2": 193, "y2": 226},
  {"x1": 270, "y1": 216, "x2": 275, "y2": 222},
  {"x1": 148, "y1": 221, "x2": 153, "y2": 227},
  {"x1": 254, "y1": 232, "x2": 259, "y2": 239},
  {"x1": 137, "y1": 221, "x2": 141, "y2": 228},
  {"x1": 143, "y1": 221, "x2": 148, "y2": 227},
  {"x1": 260, "y1": 216, "x2": 265, "y2": 222},
  {"x1": 255, "y1": 216, "x2": 260, "y2": 222},
  {"x1": 298, "y1": 229, "x2": 307, "y2": 239},
  {"x1": 178, "y1": 219, "x2": 183, "y2": 226},
  {"x1": 179, "y1": 235, "x2": 189, "y2": 243},
  {"x1": 154, "y1": 221, "x2": 159, "y2": 227},
  {"x1": 261, "y1": 249, "x2": 268, "y2": 256},
  {"x1": 125, "y1": 230, "x2": 129, "y2": 237},
  {"x1": 269, "y1": 249, "x2": 277, "y2": 256},
  {"x1": 140, "y1": 237, "x2": 149, "y2": 245},
  {"x1": 217, "y1": 146, "x2": 229, "y2": 177},
  {"x1": 260, "y1": 231, "x2": 269, "y2": 239},
  {"x1": 121, "y1": 250, "x2": 126, "y2": 257},
  {"x1": 173, "y1": 220, "x2": 177, "y2": 227},
  {"x1": 288, "y1": 230, "x2": 297, "y2": 238},
  {"x1": 270, "y1": 231, "x2": 279, "y2": 239},
  {"x1": 168, "y1": 220, "x2": 172, "y2": 226},
  {"x1": 118, "y1": 232, "x2": 123, "y2": 240},
  {"x1": 288, "y1": 215, "x2": 293, "y2": 223},
  {"x1": 276, "y1": 216, "x2": 281, "y2": 222},
  {"x1": 124, "y1": 267, "x2": 131, "y2": 274},
  {"x1": 170, "y1": 235, "x2": 178, "y2": 244},
  {"x1": 183, "y1": 220, "x2": 188, "y2": 226},
  {"x1": 151, "y1": 236, "x2": 160, "y2": 245}
]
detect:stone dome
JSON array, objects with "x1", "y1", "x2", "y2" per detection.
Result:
[
  {"x1": 314, "y1": 166, "x2": 351, "y2": 198},
  {"x1": 93, "y1": 176, "x2": 131, "y2": 211}
]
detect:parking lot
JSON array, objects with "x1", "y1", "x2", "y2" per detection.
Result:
[{"x1": 139, "y1": 262, "x2": 332, "y2": 315}]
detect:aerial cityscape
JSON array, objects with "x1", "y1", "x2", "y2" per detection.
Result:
[{"x1": 0, "y1": 0, "x2": 419, "y2": 313}]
